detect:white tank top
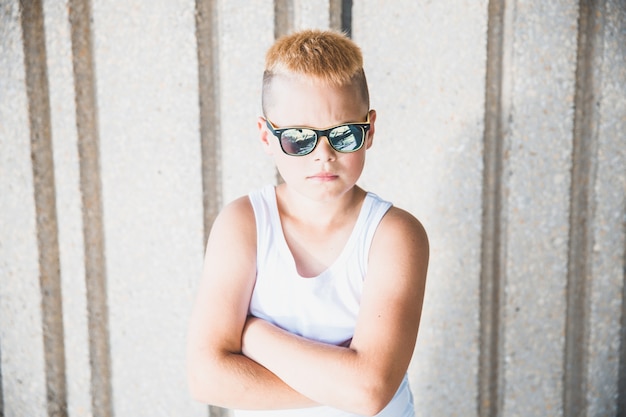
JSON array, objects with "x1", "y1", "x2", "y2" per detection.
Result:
[{"x1": 236, "y1": 185, "x2": 415, "y2": 417}]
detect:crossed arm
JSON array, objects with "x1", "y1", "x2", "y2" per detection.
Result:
[{"x1": 186, "y1": 196, "x2": 429, "y2": 415}]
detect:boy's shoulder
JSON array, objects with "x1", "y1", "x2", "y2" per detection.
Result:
[
  {"x1": 376, "y1": 205, "x2": 428, "y2": 248},
  {"x1": 367, "y1": 204, "x2": 429, "y2": 278},
  {"x1": 211, "y1": 195, "x2": 256, "y2": 236},
  {"x1": 219, "y1": 194, "x2": 254, "y2": 217}
]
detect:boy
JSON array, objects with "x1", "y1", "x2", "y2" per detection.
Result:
[{"x1": 187, "y1": 30, "x2": 429, "y2": 417}]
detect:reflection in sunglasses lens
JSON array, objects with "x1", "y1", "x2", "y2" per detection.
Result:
[
  {"x1": 330, "y1": 126, "x2": 360, "y2": 152},
  {"x1": 282, "y1": 129, "x2": 316, "y2": 155}
]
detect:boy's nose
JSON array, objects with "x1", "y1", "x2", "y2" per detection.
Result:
[{"x1": 313, "y1": 136, "x2": 336, "y2": 161}]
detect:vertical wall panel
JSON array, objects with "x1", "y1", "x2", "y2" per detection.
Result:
[
  {"x1": 292, "y1": 0, "x2": 330, "y2": 31},
  {"x1": 502, "y1": 1, "x2": 579, "y2": 415},
  {"x1": 564, "y1": 0, "x2": 605, "y2": 414},
  {"x1": 274, "y1": 0, "x2": 294, "y2": 38},
  {"x1": 20, "y1": 0, "x2": 68, "y2": 414},
  {"x1": 42, "y1": 0, "x2": 93, "y2": 415},
  {"x1": 329, "y1": 0, "x2": 352, "y2": 36},
  {"x1": 68, "y1": 0, "x2": 113, "y2": 414},
  {"x1": 478, "y1": 0, "x2": 510, "y2": 414},
  {"x1": 586, "y1": 0, "x2": 626, "y2": 415},
  {"x1": 218, "y1": 0, "x2": 275, "y2": 204},
  {"x1": 90, "y1": 0, "x2": 205, "y2": 415},
  {"x1": 196, "y1": 0, "x2": 223, "y2": 245},
  {"x1": 0, "y1": 2, "x2": 48, "y2": 416},
  {"x1": 354, "y1": 2, "x2": 488, "y2": 415}
]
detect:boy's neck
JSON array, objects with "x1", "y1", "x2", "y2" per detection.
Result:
[{"x1": 276, "y1": 184, "x2": 366, "y2": 228}]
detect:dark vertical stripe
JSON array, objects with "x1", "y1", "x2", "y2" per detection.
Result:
[
  {"x1": 619, "y1": 213, "x2": 626, "y2": 417},
  {"x1": 563, "y1": 1, "x2": 603, "y2": 416},
  {"x1": 478, "y1": 0, "x2": 507, "y2": 416},
  {"x1": 195, "y1": 2, "x2": 226, "y2": 415},
  {"x1": 341, "y1": 0, "x2": 352, "y2": 37},
  {"x1": 195, "y1": 0, "x2": 222, "y2": 246},
  {"x1": 329, "y1": 0, "x2": 352, "y2": 36},
  {"x1": 273, "y1": 0, "x2": 293, "y2": 185},
  {"x1": 0, "y1": 343, "x2": 3, "y2": 417},
  {"x1": 329, "y1": 0, "x2": 342, "y2": 31},
  {"x1": 68, "y1": 1, "x2": 114, "y2": 416},
  {"x1": 617, "y1": 9, "x2": 626, "y2": 414},
  {"x1": 274, "y1": 0, "x2": 293, "y2": 39},
  {"x1": 19, "y1": 1, "x2": 68, "y2": 416}
]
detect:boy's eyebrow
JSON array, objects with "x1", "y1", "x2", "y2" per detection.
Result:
[
  {"x1": 266, "y1": 116, "x2": 370, "y2": 130},
  {"x1": 265, "y1": 111, "x2": 370, "y2": 128}
]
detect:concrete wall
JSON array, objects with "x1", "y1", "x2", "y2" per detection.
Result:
[{"x1": 0, "y1": 0, "x2": 624, "y2": 416}]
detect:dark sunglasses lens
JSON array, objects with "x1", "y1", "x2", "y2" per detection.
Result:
[
  {"x1": 280, "y1": 129, "x2": 317, "y2": 155},
  {"x1": 329, "y1": 125, "x2": 364, "y2": 152}
]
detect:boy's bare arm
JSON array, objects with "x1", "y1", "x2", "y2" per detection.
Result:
[
  {"x1": 241, "y1": 207, "x2": 429, "y2": 416},
  {"x1": 186, "y1": 197, "x2": 317, "y2": 410}
]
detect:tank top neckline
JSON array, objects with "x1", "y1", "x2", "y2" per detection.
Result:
[{"x1": 264, "y1": 185, "x2": 375, "y2": 280}]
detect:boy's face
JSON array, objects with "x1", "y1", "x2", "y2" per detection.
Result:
[{"x1": 259, "y1": 75, "x2": 375, "y2": 202}]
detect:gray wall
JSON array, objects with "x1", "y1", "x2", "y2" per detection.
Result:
[{"x1": 0, "y1": 0, "x2": 624, "y2": 416}]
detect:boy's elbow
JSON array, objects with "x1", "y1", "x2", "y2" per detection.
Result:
[
  {"x1": 187, "y1": 365, "x2": 225, "y2": 405},
  {"x1": 352, "y1": 397, "x2": 391, "y2": 416},
  {"x1": 188, "y1": 380, "x2": 205, "y2": 404},
  {"x1": 187, "y1": 363, "x2": 209, "y2": 403},
  {"x1": 187, "y1": 344, "x2": 242, "y2": 406},
  {"x1": 362, "y1": 392, "x2": 394, "y2": 417},
  {"x1": 350, "y1": 378, "x2": 396, "y2": 416},
  {"x1": 186, "y1": 350, "x2": 221, "y2": 404}
]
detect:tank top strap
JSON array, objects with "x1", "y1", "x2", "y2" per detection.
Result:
[{"x1": 248, "y1": 185, "x2": 288, "y2": 266}]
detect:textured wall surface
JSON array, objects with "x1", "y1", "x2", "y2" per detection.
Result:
[
  {"x1": 356, "y1": 2, "x2": 487, "y2": 414},
  {"x1": 1, "y1": 0, "x2": 625, "y2": 417}
]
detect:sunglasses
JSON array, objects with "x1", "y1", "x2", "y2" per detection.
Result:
[{"x1": 264, "y1": 114, "x2": 371, "y2": 156}]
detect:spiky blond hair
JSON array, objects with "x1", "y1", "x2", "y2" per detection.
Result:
[{"x1": 262, "y1": 29, "x2": 370, "y2": 114}]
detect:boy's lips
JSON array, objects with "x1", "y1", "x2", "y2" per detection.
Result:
[{"x1": 307, "y1": 172, "x2": 339, "y2": 181}]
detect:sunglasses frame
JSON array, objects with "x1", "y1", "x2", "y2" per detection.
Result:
[{"x1": 264, "y1": 114, "x2": 371, "y2": 156}]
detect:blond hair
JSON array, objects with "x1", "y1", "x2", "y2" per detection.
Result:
[{"x1": 262, "y1": 30, "x2": 369, "y2": 114}]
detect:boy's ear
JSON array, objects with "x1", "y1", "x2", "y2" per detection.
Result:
[
  {"x1": 258, "y1": 116, "x2": 274, "y2": 155},
  {"x1": 365, "y1": 109, "x2": 376, "y2": 150}
]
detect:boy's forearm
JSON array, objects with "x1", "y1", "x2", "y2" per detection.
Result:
[
  {"x1": 242, "y1": 318, "x2": 394, "y2": 415},
  {"x1": 188, "y1": 348, "x2": 317, "y2": 410}
]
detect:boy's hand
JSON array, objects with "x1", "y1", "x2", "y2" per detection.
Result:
[{"x1": 242, "y1": 316, "x2": 353, "y2": 358}]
